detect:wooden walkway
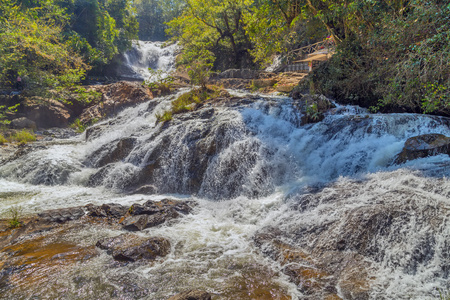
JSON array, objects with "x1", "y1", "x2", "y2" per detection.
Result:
[{"x1": 279, "y1": 39, "x2": 335, "y2": 73}]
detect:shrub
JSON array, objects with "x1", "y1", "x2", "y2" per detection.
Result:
[
  {"x1": 8, "y1": 205, "x2": 23, "y2": 228},
  {"x1": 146, "y1": 69, "x2": 175, "y2": 96}
]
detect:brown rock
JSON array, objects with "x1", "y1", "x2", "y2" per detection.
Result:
[
  {"x1": 394, "y1": 133, "x2": 450, "y2": 164},
  {"x1": 121, "y1": 215, "x2": 150, "y2": 231},
  {"x1": 79, "y1": 81, "x2": 153, "y2": 124},
  {"x1": 96, "y1": 233, "x2": 170, "y2": 262},
  {"x1": 23, "y1": 97, "x2": 72, "y2": 128},
  {"x1": 86, "y1": 203, "x2": 128, "y2": 219},
  {"x1": 167, "y1": 290, "x2": 211, "y2": 300},
  {"x1": 121, "y1": 199, "x2": 192, "y2": 231}
]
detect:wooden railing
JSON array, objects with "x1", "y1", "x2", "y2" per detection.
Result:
[{"x1": 285, "y1": 39, "x2": 335, "y2": 65}]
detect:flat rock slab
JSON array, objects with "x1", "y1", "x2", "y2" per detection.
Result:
[
  {"x1": 38, "y1": 207, "x2": 86, "y2": 223},
  {"x1": 96, "y1": 233, "x2": 170, "y2": 262},
  {"x1": 168, "y1": 290, "x2": 211, "y2": 300}
]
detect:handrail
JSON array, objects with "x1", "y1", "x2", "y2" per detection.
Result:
[{"x1": 285, "y1": 39, "x2": 335, "y2": 64}]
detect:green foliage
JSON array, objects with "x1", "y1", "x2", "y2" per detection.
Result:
[
  {"x1": 0, "y1": 0, "x2": 88, "y2": 95},
  {"x1": 185, "y1": 50, "x2": 214, "y2": 89},
  {"x1": 70, "y1": 117, "x2": 99, "y2": 133},
  {"x1": 308, "y1": 0, "x2": 450, "y2": 115},
  {"x1": 167, "y1": 0, "x2": 255, "y2": 70},
  {"x1": 155, "y1": 111, "x2": 173, "y2": 123},
  {"x1": 0, "y1": 104, "x2": 20, "y2": 126},
  {"x1": 156, "y1": 87, "x2": 221, "y2": 123},
  {"x1": 9, "y1": 130, "x2": 37, "y2": 144},
  {"x1": 133, "y1": 0, "x2": 185, "y2": 41},
  {"x1": 7, "y1": 205, "x2": 23, "y2": 229},
  {"x1": 305, "y1": 101, "x2": 320, "y2": 121}
]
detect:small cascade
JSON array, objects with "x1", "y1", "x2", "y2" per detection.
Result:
[{"x1": 122, "y1": 41, "x2": 178, "y2": 81}]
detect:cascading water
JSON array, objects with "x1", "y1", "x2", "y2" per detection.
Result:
[
  {"x1": 1, "y1": 50, "x2": 450, "y2": 300},
  {"x1": 122, "y1": 41, "x2": 178, "y2": 81}
]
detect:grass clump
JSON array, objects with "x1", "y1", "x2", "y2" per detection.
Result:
[
  {"x1": 156, "y1": 87, "x2": 222, "y2": 123},
  {"x1": 7, "y1": 206, "x2": 23, "y2": 228},
  {"x1": 0, "y1": 134, "x2": 7, "y2": 145},
  {"x1": 9, "y1": 130, "x2": 36, "y2": 144}
]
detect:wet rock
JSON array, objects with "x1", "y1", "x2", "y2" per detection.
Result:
[
  {"x1": 168, "y1": 290, "x2": 211, "y2": 300},
  {"x1": 253, "y1": 228, "x2": 369, "y2": 299},
  {"x1": 394, "y1": 133, "x2": 450, "y2": 164},
  {"x1": 86, "y1": 137, "x2": 136, "y2": 167},
  {"x1": 121, "y1": 215, "x2": 150, "y2": 231},
  {"x1": 121, "y1": 199, "x2": 192, "y2": 231},
  {"x1": 130, "y1": 184, "x2": 157, "y2": 194},
  {"x1": 10, "y1": 117, "x2": 36, "y2": 130},
  {"x1": 85, "y1": 203, "x2": 128, "y2": 219},
  {"x1": 96, "y1": 234, "x2": 170, "y2": 262},
  {"x1": 37, "y1": 207, "x2": 86, "y2": 223}
]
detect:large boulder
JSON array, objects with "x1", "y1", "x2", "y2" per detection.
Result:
[
  {"x1": 394, "y1": 133, "x2": 450, "y2": 164},
  {"x1": 10, "y1": 117, "x2": 36, "y2": 130},
  {"x1": 96, "y1": 234, "x2": 170, "y2": 262},
  {"x1": 22, "y1": 98, "x2": 72, "y2": 128}
]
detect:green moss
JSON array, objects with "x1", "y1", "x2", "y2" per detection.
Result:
[{"x1": 156, "y1": 86, "x2": 222, "y2": 123}]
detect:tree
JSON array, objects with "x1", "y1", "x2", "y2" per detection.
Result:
[
  {"x1": 134, "y1": 0, "x2": 185, "y2": 41},
  {"x1": 167, "y1": 0, "x2": 255, "y2": 70},
  {"x1": 0, "y1": 0, "x2": 88, "y2": 94}
]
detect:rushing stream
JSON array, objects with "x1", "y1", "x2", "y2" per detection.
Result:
[{"x1": 1, "y1": 43, "x2": 450, "y2": 299}]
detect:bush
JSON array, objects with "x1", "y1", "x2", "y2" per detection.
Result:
[
  {"x1": 7, "y1": 206, "x2": 23, "y2": 229},
  {"x1": 146, "y1": 69, "x2": 175, "y2": 96}
]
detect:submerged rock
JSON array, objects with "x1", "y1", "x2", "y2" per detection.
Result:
[
  {"x1": 168, "y1": 290, "x2": 211, "y2": 300},
  {"x1": 394, "y1": 133, "x2": 450, "y2": 164},
  {"x1": 96, "y1": 234, "x2": 170, "y2": 262}
]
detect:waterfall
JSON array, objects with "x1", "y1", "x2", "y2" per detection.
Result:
[{"x1": 122, "y1": 41, "x2": 178, "y2": 81}]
